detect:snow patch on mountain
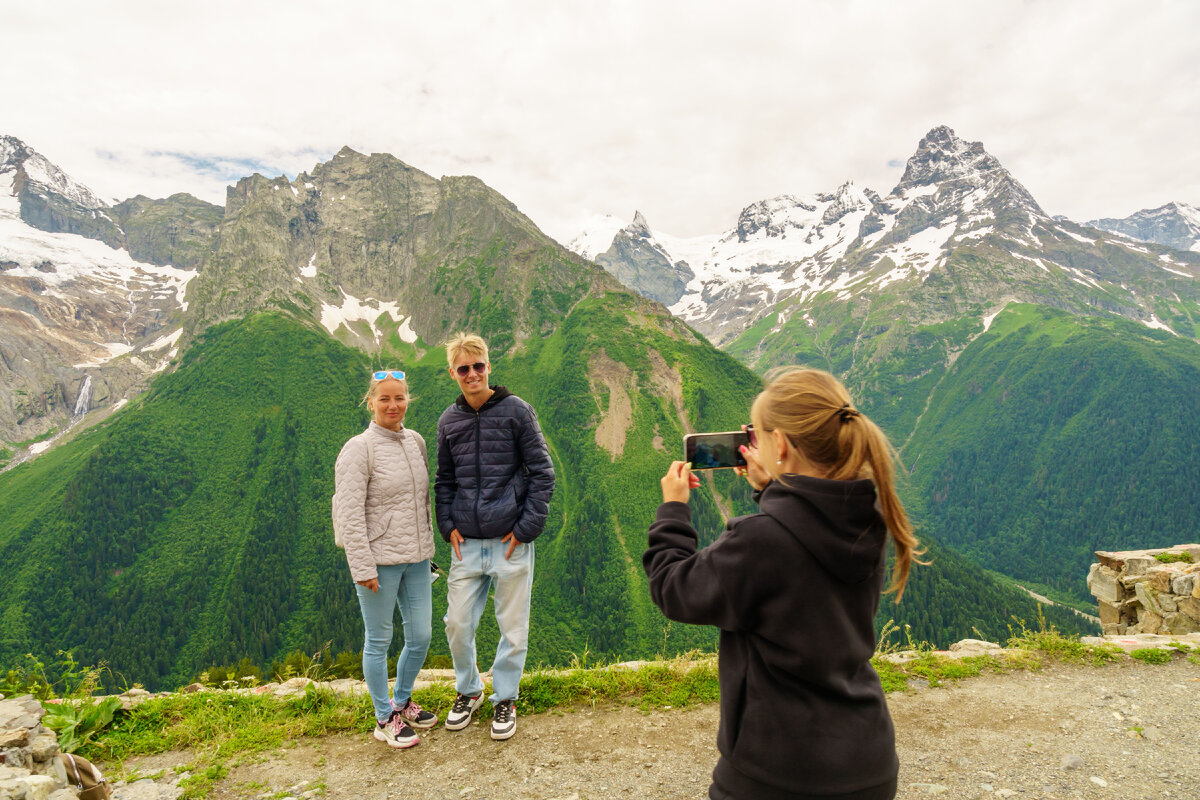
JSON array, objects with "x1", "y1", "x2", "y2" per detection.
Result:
[{"x1": 320, "y1": 290, "x2": 418, "y2": 343}]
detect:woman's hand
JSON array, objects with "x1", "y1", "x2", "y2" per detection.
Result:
[
  {"x1": 661, "y1": 460, "x2": 700, "y2": 504},
  {"x1": 357, "y1": 578, "x2": 380, "y2": 593},
  {"x1": 449, "y1": 528, "x2": 464, "y2": 560},
  {"x1": 737, "y1": 442, "x2": 771, "y2": 491}
]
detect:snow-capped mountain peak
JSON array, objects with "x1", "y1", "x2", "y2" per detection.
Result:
[
  {"x1": 1085, "y1": 201, "x2": 1200, "y2": 253},
  {"x1": 1, "y1": 135, "x2": 108, "y2": 210}
]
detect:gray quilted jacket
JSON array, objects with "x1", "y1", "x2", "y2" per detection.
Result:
[{"x1": 334, "y1": 422, "x2": 435, "y2": 582}]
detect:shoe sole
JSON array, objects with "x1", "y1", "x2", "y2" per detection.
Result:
[
  {"x1": 405, "y1": 716, "x2": 439, "y2": 730},
  {"x1": 490, "y1": 724, "x2": 516, "y2": 741},
  {"x1": 373, "y1": 728, "x2": 419, "y2": 749}
]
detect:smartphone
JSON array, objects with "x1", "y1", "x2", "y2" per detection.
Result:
[{"x1": 684, "y1": 431, "x2": 750, "y2": 470}]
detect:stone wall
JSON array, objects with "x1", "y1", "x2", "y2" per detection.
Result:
[
  {"x1": 1087, "y1": 544, "x2": 1200, "y2": 636},
  {"x1": 0, "y1": 694, "x2": 74, "y2": 800}
]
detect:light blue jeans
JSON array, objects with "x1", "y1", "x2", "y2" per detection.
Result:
[
  {"x1": 355, "y1": 560, "x2": 432, "y2": 722},
  {"x1": 444, "y1": 538, "x2": 534, "y2": 703}
]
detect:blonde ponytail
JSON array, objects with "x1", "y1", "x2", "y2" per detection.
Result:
[{"x1": 751, "y1": 368, "x2": 922, "y2": 599}]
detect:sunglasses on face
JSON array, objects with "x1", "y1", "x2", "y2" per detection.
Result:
[
  {"x1": 455, "y1": 362, "x2": 488, "y2": 377},
  {"x1": 372, "y1": 370, "x2": 406, "y2": 380}
]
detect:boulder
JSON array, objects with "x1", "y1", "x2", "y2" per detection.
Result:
[
  {"x1": 1087, "y1": 564, "x2": 1124, "y2": 603},
  {"x1": 1135, "y1": 581, "x2": 1163, "y2": 616}
]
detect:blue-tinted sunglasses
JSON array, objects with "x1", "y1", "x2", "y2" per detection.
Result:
[{"x1": 372, "y1": 370, "x2": 406, "y2": 380}]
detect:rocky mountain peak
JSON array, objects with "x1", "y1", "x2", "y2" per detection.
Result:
[
  {"x1": 625, "y1": 210, "x2": 653, "y2": 238},
  {"x1": 0, "y1": 135, "x2": 108, "y2": 210},
  {"x1": 898, "y1": 126, "x2": 1006, "y2": 189}
]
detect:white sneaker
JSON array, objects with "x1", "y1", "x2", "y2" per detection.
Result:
[
  {"x1": 491, "y1": 699, "x2": 516, "y2": 740},
  {"x1": 444, "y1": 692, "x2": 483, "y2": 731},
  {"x1": 373, "y1": 711, "x2": 419, "y2": 748}
]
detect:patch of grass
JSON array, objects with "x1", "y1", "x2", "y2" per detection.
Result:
[
  {"x1": 1154, "y1": 551, "x2": 1193, "y2": 564},
  {"x1": 179, "y1": 763, "x2": 228, "y2": 800},
  {"x1": 1129, "y1": 648, "x2": 1173, "y2": 665}
]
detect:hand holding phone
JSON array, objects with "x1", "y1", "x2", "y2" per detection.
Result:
[{"x1": 684, "y1": 431, "x2": 751, "y2": 470}]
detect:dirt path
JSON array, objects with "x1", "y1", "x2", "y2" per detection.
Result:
[{"x1": 118, "y1": 659, "x2": 1200, "y2": 800}]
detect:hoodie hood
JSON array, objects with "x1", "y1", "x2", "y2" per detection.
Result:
[
  {"x1": 454, "y1": 385, "x2": 513, "y2": 412},
  {"x1": 757, "y1": 474, "x2": 887, "y2": 584}
]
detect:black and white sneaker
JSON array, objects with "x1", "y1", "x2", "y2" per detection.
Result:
[
  {"x1": 373, "y1": 711, "x2": 419, "y2": 749},
  {"x1": 490, "y1": 699, "x2": 516, "y2": 740},
  {"x1": 444, "y1": 692, "x2": 483, "y2": 731}
]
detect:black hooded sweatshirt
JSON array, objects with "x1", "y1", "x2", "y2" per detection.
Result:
[{"x1": 644, "y1": 474, "x2": 898, "y2": 800}]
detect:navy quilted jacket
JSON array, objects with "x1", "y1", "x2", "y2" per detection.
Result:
[{"x1": 434, "y1": 386, "x2": 555, "y2": 543}]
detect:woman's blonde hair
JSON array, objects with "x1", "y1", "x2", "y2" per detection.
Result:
[
  {"x1": 362, "y1": 372, "x2": 409, "y2": 407},
  {"x1": 445, "y1": 332, "x2": 489, "y2": 368},
  {"x1": 750, "y1": 367, "x2": 921, "y2": 599}
]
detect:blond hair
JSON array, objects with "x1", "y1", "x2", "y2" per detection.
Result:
[
  {"x1": 750, "y1": 368, "x2": 921, "y2": 599},
  {"x1": 362, "y1": 373, "x2": 408, "y2": 407},
  {"x1": 445, "y1": 332, "x2": 489, "y2": 368}
]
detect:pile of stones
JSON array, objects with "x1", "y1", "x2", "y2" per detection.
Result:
[
  {"x1": 1087, "y1": 544, "x2": 1200, "y2": 635},
  {"x1": 0, "y1": 693, "x2": 74, "y2": 800}
]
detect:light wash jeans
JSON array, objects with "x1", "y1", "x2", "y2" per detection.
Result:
[
  {"x1": 444, "y1": 537, "x2": 534, "y2": 703},
  {"x1": 354, "y1": 560, "x2": 432, "y2": 723}
]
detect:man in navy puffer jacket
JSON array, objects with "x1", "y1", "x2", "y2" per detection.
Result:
[{"x1": 435, "y1": 333, "x2": 555, "y2": 741}]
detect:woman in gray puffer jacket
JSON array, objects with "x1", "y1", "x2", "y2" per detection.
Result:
[{"x1": 333, "y1": 370, "x2": 440, "y2": 750}]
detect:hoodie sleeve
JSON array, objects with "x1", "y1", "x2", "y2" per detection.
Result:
[
  {"x1": 643, "y1": 501, "x2": 754, "y2": 630},
  {"x1": 511, "y1": 402, "x2": 556, "y2": 543},
  {"x1": 334, "y1": 435, "x2": 376, "y2": 583}
]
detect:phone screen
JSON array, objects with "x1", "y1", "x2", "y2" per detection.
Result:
[{"x1": 684, "y1": 431, "x2": 750, "y2": 470}]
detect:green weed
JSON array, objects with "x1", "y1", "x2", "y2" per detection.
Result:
[{"x1": 1129, "y1": 648, "x2": 1172, "y2": 665}]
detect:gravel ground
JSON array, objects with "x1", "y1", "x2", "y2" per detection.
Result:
[{"x1": 114, "y1": 658, "x2": 1200, "y2": 800}]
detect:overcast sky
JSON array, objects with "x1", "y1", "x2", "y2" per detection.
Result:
[{"x1": 6, "y1": 0, "x2": 1198, "y2": 241}]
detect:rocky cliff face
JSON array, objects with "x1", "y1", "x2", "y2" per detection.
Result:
[
  {"x1": 185, "y1": 146, "x2": 622, "y2": 354},
  {"x1": 111, "y1": 192, "x2": 223, "y2": 269},
  {"x1": 593, "y1": 211, "x2": 694, "y2": 306}
]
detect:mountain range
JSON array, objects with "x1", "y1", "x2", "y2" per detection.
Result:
[
  {"x1": 5, "y1": 125, "x2": 1185, "y2": 689},
  {"x1": 570, "y1": 125, "x2": 1200, "y2": 605}
]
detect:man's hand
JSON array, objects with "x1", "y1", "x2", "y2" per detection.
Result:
[
  {"x1": 502, "y1": 531, "x2": 519, "y2": 559},
  {"x1": 661, "y1": 461, "x2": 700, "y2": 504},
  {"x1": 449, "y1": 528, "x2": 464, "y2": 560},
  {"x1": 357, "y1": 578, "x2": 380, "y2": 593}
]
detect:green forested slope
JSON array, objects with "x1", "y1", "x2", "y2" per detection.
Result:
[
  {"x1": 0, "y1": 304, "x2": 1090, "y2": 690},
  {"x1": 902, "y1": 304, "x2": 1200, "y2": 601}
]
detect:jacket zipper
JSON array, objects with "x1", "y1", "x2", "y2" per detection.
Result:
[
  {"x1": 399, "y1": 431, "x2": 424, "y2": 557},
  {"x1": 473, "y1": 408, "x2": 482, "y2": 535}
]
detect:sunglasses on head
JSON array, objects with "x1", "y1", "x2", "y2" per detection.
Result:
[
  {"x1": 455, "y1": 362, "x2": 487, "y2": 377},
  {"x1": 372, "y1": 370, "x2": 406, "y2": 381}
]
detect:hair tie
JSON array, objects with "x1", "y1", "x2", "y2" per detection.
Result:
[{"x1": 838, "y1": 403, "x2": 860, "y2": 424}]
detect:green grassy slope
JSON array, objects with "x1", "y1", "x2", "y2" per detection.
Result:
[{"x1": 901, "y1": 304, "x2": 1200, "y2": 601}]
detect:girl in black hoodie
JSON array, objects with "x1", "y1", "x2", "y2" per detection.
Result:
[{"x1": 644, "y1": 368, "x2": 920, "y2": 800}]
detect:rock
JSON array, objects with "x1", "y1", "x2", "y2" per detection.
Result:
[
  {"x1": 1060, "y1": 754, "x2": 1085, "y2": 770},
  {"x1": 28, "y1": 733, "x2": 57, "y2": 762},
  {"x1": 1179, "y1": 596, "x2": 1200, "y2": 623},
  {"x1": 1123, "y1": 555, "x2": 1159, "y2": 578},
  {"x1": 1163, "y1": 612, "x2": 1195, "y2": 635},
  {"x1": 279, "y1": 678, "x2": 313, "y2": 691},
  {"x1": 178, "y1": 683, "x2": 206, "y2": 694},
  {"x1": 1088, "y1": 564, "x2": 1124, "y2": 603},
  {"x1": 948, "y1": 639, "x2": 1002, "y2": 653},
  {"x1": 907, "y1": 784, "x2": 949, "y2": 794},
  {"x1": 1149, "y1": 567, "x2": 1179, "y2": 593},
  {"x1": 1172, "y1": 574, "x2": 1197, "y2": 596},
  {"x1": 1135, "y1": 581, "x2": 1163, "y2": 616},
  {"x1": 0, "y1": 729, "x2": 29, "y2": 748},
  {"x1": 20, "y1": 774, "x2": 58, "y2": 800},
  {"x1": 1158, "y1": 592, "x2": 1179, "y2": 613},
  {"x1": 1098, "y1": 600, "x2": 1121, "y2": 624},
  {"x1": 1090, "y1": 776, "x2": 1108, "y2": 788}
]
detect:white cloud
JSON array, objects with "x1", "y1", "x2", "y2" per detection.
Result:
[{"x1": 5, "y1": 0, "x2": 1198, "y2": 241}]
